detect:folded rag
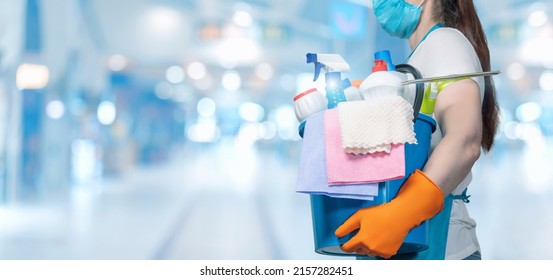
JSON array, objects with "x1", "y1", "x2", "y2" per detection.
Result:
[
  {"x1": 325, "y1": 108, "x2": 406, "y2": 186},
  {"x1": 296, "y1": 111, "x2": 378, "y2": 200},
  {"x1": 337, "y1": 97, "x2": 417, "y2": 155}
]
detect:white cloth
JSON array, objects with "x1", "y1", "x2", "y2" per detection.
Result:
[
  {"x1": 337, "y1": 97, "x2": 416, "y2": 155},
  {"x1": 407, "y1": 27, "x2": 484, "y2": 260}
]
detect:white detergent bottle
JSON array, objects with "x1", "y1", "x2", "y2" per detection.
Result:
[
  {"x1": 359, "y1": 60, "x2": 403, "y2": 100},
  {"x1": 374, "y1": 50, "x2": 408, "y2": 97},
  {"x1": 293, "y1": 88, "x2": 327, "y2": 122}
]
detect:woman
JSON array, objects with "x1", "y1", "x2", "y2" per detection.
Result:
[{"x1": 334, "y1": 0, "x2": 499, "y2": 260}]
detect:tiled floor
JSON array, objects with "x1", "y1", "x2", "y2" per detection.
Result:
[{"x1": 1, "y1": 139, "x2": 552, "y2": 260}]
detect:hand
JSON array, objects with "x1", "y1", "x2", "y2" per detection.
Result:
[
  {"x1": 335, "y1": 202, "x2": 410, "y2": 259},
  {"x1": 334, "y1": 169, "x2": 444, "y2": 259}
]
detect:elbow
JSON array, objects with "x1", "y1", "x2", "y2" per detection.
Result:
[{"x1": 467, "y1": 141, "x2": 481, "y2": 165}]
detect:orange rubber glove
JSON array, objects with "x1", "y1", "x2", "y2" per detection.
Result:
[{"x1": 335, "y1": 169, "x2": 444, "y2": 259}]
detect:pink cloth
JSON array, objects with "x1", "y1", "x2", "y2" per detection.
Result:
[{"x1": 325, "y1": 108, "x2": 405, "y2": 186}]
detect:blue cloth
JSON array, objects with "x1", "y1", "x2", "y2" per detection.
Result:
[{"x1": 296, "y1": 111, "x2": 378, "y2": 200}]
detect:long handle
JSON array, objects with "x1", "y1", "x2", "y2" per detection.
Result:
[
  {"x1": 396, "y1": 64, "x2": 424, "y2": 121},
  {"x1": 401, "y1": 70, "x2": 501, "y2": 85}
]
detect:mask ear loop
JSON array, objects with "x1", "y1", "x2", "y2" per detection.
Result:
[{"x1": 417, "y1": 0, "x2": 425, "y2": 7}]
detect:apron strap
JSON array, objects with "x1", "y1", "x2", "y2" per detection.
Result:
[{"x1": 451, "y1": 189, "x2": 471, "y2": 203}]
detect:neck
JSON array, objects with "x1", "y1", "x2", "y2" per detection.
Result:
[
  {"x1": 408, "y1": 1, "x2": 438, "y2": 49},
  {"x1": 408, "y1": 20, "x2": 438, "y2": 49}
]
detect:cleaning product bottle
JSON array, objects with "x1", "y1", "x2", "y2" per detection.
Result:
[
  {"x1": 420, "y1": 83, "x2": 438, "y2": 115},
  {"x1": 374, "y1": 50, "x2": 410, "y2": 97},
  {"x1": 293, "y1": 88, "x2": 327, "y2": 122},
  {"x1": 342, "y1": 78, "x2": 362, "y2": 102},
  {"x1": 374, "y1": 50, "x2": 396, "y2": 71},
  {"x1": 306, "y1": 53, "x2": 351, "y2": 109},
  {"x1": 420, "y1": 79, "x2": 460, "y2": 115},
  {"x1": 294, "y1": 87, "x2": 328, "y2": 138},
  {"x1": 359, "y1": 60, "x2": 403, "y2": 100}
]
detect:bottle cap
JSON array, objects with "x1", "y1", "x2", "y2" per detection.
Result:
[
  {"x1": 374, "y1": 50, "x2": 396, "y2": 71},
  {"x1": 372, "y1": 60, "x2": 388, "y2": 72}
]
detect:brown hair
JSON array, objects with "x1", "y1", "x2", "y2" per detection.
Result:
[{"x1": 433, "y1": 0, "x2": 499, "y2": 152}]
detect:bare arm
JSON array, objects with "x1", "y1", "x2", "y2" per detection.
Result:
[{"x1": 422, "y1": 79, "x2": 482, "y2": 196}]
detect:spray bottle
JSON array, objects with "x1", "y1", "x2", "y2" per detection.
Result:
[
  {"x1": 306, "y1": 53, "x2": 351, "y2": 109},
  {"x1": 420, "y1": 79, "x2": 460, "y2": 115}
]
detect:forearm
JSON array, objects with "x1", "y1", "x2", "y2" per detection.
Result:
[
  {"x1": 421, "y1": 79, "x2": 483, "y2": 196},
  {"x1": 422, "y1": 134, "x2": 481, "y2": 196}
]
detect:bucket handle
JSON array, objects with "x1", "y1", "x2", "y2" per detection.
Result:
[{"x1": 396, "y1": 64, "x2": 424, "y2": 121}]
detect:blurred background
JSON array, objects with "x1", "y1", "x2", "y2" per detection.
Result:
[{"x1": 0, "y1": 0, "x2": 552, "y2": 260}]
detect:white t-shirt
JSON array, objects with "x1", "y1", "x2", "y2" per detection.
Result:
[{"x1": 406, "y1": 27, "x2": 485, "y2": 260}]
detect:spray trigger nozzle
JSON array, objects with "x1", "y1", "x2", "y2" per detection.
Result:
[
  {"x1": 306, "y1": 53, "x2": 323, "y2": 81},
  {"x1": 306, "y1": 53, "x2": 350, "y2": 82}
]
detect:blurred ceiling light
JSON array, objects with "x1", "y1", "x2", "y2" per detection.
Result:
[
  {"x1": 528, "y1": 10, "x2": 548, "y2": 27},
  {"x1": 239, "y1": 102, "x2": 265, "y2": 122},
  {"x1": 215, "y1": 38, "x2": 261, "y2": 66},
  {"x1": 520, "y1": 122, "x2": 545, "y2": 146},
  {"x1": 172, "y1": 84, "x2": 193, "y2": 103},
  {"x1": 71, "y1": 139, "x2": 98, "y2": 183},
  {"x1": 145, "y1": 7, "x2": 180, "y2": 34},
  {"x1": 187, "y1": 122, "x2": 220, "y2": 143},
  {"x1": 194, "y1": 75, "x2": 213, "y2": 91},
  {"x1": 107, "y1": 54, "x2": 128, "y2": 71},
  {"x1": 97, "y1": 101, "x2": 117, "y2": 125},
  {"x1": 258, "y1": 121, "x2": 277, "y2": 140},
  {"x1": 222, "y1": 71, "x2": 241, "y2": 91},
  {"x1": 273, "y1": 105, "x2": 296, "y2": 129},
  {"x1": 503, "y1": 121, "x2": 522, "y2": 140},
  {"x1": 255, "y1": 63, "x2": 274, "y2": 81},
  {"x1": 187, "y1": 62, "x2": 207, "y2": 80},
  {"x1": 519, "y1": 37, "x2": 553, "y2": 66},
  {"x1": 155, "y1": 82, "x2": 174, "y2": 100},
  {"x1": 272, "y1": 104, "x2": 302, "y2": 141},
  {"x1": 233, "y1": 11, "x2": 253, "y2": 27},
  {"x1": 237, "y1": 123, "x2": 260, "y2": 147},
  {"x1": 46, "y1": 100, "x2": 65, "y2": 120},
  {"x1": 539, "y1": 71, "x2": 553, "y2": 91},
  {"x1": 16, "y1": 63, "x2": 49, "y2": 90},
  {"x1": 516, "y1": 102, "x2": 542, "y2": 122},
  {"x1": 197, "y1": 97, "x2": 216, "y2": 117},
  {"x1": 166, "y1": 65, "x2": 185, "y2": 84},
  {"x1": 506, "y1": 63, "x2": 526, "y2": 80}
]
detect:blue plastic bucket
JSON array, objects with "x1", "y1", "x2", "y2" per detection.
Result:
[{"x1": 310, "y1": 114, "x2": 437, "y2": 256}]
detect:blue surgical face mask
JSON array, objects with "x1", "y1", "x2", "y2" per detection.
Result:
[{"x1": 373, "y1": 0, "x2": 425, "y2": 39}]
